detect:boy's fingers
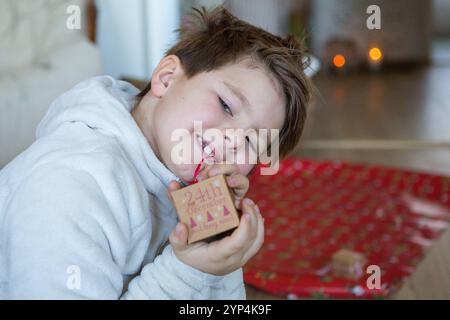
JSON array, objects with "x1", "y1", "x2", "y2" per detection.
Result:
[
  {"x1": 168, "y1": 181, "x2": 182, "y2": 192},
  {"x1": 241, "y1": 199, "x2": 258, "y2": 242},
  {"x1": 169, "y1": 222, "x2": 189, "y2": 252},
  {"x1": 167, "y1": 180, "x2": 182, "y2": 204},
  {"x1": 226, "y1": 174, "x2": 249, "y2": 193},
  {"x1": 243, "y1": 208, "x2": 264, "y2": 263},
  {"x1": 211, "y1": 164, "x2": 239, "y2": 177},
  {"x1": 226, "y1": 174, "x2": 249, "y2": 209},
  {"x1": 198, "y1": 164, "x2": 239, "y2": 181},
  {"x1": 219, "y1": 198, "x2": 257, "y2": 257}
]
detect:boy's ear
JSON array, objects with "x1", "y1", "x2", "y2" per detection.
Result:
[{"x1": 150, "y1": 55, "x2": 183, "y2": 98}]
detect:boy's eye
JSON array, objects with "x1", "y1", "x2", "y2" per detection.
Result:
[{"x1": 219, "y1": 97, "x2": 233, "y2": 117}]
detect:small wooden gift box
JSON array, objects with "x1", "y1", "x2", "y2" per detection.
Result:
[
  {"x1": 331, "y1": 249, "x2": 367, "y2": 280},
  {"x1": 171, "y1": 174, "x2": 240, "y2": 244}
]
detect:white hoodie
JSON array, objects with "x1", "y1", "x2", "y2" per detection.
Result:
[{"x1": 0, "y1": 76, "x2": 245, "y2": 299}]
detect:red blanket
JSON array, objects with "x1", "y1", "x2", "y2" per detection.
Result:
[{"x1": 244, "y1": 158, "x2": 450, "y2": 298}]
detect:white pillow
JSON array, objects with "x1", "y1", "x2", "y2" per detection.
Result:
[{"x1": 0, "y1": 0, "x2": 86, "y2": 72}]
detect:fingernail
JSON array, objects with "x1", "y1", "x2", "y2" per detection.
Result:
[
  {"x1": 244, "y1": 198, "x2": 254, "y2": 206},
  {"x1": 175, "y1": 224, "x2": 183, "y2": 237},
  {"x1": 228, "y1": 176, "x2": 235, "y2": 186}
]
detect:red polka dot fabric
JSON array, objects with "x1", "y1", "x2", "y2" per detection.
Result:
[{"x1": 244, "y1": 158, "x2": 450, "y2": 299}]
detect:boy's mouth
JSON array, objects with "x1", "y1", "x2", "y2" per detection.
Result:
[{"x1": 196, "y1": 134, "x2": 215, "y2": 157}]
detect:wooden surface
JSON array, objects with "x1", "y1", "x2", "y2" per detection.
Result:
[
  {"x1": 393, "y1": 228, "x2": 450, "y2": 299},
  {"x1": 297, "y1": 67, "x2": 450, "y2": 176}
]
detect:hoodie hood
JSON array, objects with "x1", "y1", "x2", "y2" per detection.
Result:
[{"x1": 36, "y1": 76, "x2": 181, "y2": 198}]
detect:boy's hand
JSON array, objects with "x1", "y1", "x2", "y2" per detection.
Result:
[
  {"x1": 196, "y1": 164, "x2": 249, "y2": 209},
  {"x1": 167, "y1": 181, "x2": 264, "y2": 276}
]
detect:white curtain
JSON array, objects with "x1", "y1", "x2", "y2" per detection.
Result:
[{"x1": 97, "y1": 0, "x2": 179, "y2": 80}]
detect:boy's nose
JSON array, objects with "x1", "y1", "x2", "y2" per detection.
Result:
[
  {"x1": 205, "y1": 130, "x2": 246, "y2": 164},
  {"x1": 214, "y1": 130, "x2": 245, "y2": 164}
]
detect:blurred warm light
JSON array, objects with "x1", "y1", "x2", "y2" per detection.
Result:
[
  {"x1": 369, "y1": 47, "x2": 383, "y2": 62},
  {"x1": 333, "y1": 54, "x2": 346, "y2": 68}
]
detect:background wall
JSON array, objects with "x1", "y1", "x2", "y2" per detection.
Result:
[
  {"x1": 310, "y1": 0, "x2": 433, "y2": 65},
  {"x1": 434, "y1": 0, "x2": 450, "y2": 36}
]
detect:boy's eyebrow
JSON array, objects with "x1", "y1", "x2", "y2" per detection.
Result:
[{"x1": 222, "y1": 81, "x2": 250, "y2": 107}]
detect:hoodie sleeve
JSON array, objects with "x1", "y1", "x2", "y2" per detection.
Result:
[
  {"x1": 121, "y1": 245, "x2": 245, "y2": 300},
  {"x1": 3, "y1": 164, "x2": 245, "y2": 300}
]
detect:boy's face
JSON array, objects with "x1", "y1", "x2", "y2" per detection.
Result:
[{"x1": 135, "y1": 55, "x2": 285, "y2": 184}]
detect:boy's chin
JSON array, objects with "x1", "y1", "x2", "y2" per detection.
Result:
[{"x1": 170, "y1": 163, "x2": 198, "y2": 185}]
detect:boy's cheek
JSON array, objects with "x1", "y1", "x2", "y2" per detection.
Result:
[
  {"x1": 194, "y1": 98, "x2": 224, "y2": 123},
  {"x1": 235, "y1": 148, "x2": 258, "y2": 168},
  {"x1": 238, "y1": 163, "x2": 255, "y2": 177}
]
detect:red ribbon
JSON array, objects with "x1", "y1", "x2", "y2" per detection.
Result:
[
  {"x1": 190, "y1": 149, "x2": 215, "y2": 185},
  {"x1": 190, "y1": 157, "x2": 205, "y2": 185}
]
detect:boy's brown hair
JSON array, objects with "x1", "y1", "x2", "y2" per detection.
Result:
[{"x1": 137, "y1": 7, "x2": 312, "y2": 159}]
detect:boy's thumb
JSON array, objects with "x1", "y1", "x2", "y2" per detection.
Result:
[
  {"x1": 167, "y1": 181, "x2": 182, "y2": 205},
  {"x1": 169, "y1": 222, "x2": 188, "y2": 250}
]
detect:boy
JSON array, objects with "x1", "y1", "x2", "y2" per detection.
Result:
[{"x1": 0, "y1": 7, "x2": 311, "y2": 299}]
